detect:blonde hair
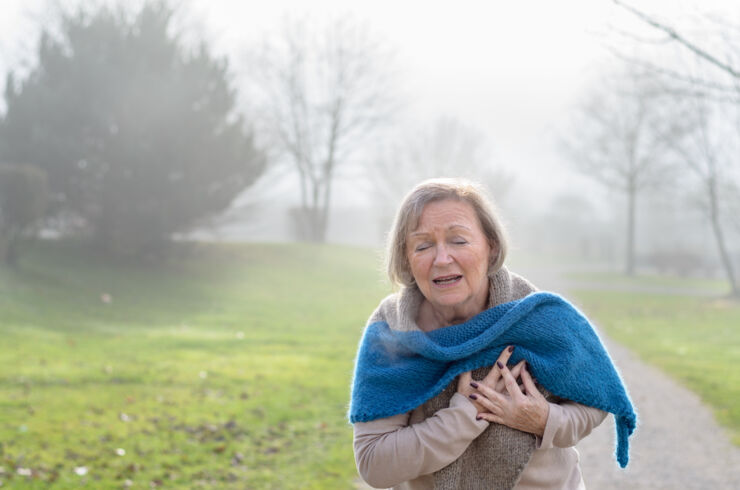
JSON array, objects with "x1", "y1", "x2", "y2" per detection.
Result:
[{"x1": 386, "y1": 178, "x2": 508, "y2": 287}]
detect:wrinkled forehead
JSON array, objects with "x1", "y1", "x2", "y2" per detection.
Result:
[{"x1": 407, "y1": 197, "x2": 477, "y2": 233}]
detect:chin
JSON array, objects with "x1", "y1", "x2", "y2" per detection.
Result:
[{"x1": 431, "y1": 293, "x2": 470, "y2": 308}]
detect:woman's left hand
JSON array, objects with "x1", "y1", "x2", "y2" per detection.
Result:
[{"x1": 470, "y1": 362, "x2": 549, "y2": 437}]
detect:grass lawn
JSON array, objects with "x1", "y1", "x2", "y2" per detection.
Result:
[
  {"x1": 572, "y1": 290, "x2": 740, "y2": 445},
  {"x1": 566, "y1": 270, "x2": 730, "y2": 295},
  {"x1": 3, "y1": 241, "x2": 738, "y2": 489},
  {"x1": 0, "y1": 241, "x2": 389, "y2": 489}
]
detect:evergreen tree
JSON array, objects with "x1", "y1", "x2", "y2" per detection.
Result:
[{"x1": 0, "y1": 2, "x2": 266, "y2": 258}]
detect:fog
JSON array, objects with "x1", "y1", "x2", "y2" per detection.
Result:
[
  {"x1": 2, "y1": 2, "x2": 740, "y2": 488},
  {"x1": 1, "y1": 0, "x2": 739, "y2": 274}
]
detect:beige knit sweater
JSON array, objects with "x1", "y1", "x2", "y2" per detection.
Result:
[{"x1": 353, "y1": 267, "x2": 607, "y2": 489}]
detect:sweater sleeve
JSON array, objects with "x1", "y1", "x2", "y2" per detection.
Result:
[
  {"x1": 353, "y1": 393, "x2": 488, "y2": 488},
  {"x1": 537, "y1": 401, "x2": 608, "y2": 449}
]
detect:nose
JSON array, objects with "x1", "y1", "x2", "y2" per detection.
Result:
[{"x1": 433, "y1": 244, "x2": 453, "y2": 266}]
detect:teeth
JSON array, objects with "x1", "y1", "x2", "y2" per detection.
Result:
[{"x1": 435, "y1": 276, "x2": 460, "y2": 284}]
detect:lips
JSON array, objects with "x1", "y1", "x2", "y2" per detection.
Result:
[{"x1": 433, "y1": 274, "x2": 463, "y2": 285}]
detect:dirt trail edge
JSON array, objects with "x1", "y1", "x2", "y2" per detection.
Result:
[
  {"x1": 577, "y1": 335, "x2": 740, "y2": 489},
  {"x1": 519, "y1": 263, "x2": 740, "y2": 489}
]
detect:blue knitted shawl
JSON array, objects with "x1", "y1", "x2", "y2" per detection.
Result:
[{"x1": 349, "y1": 291, "x2": 637, "y2": 468}]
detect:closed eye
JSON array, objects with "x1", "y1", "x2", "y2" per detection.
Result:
[{"x1": 415, "y1": 243, "x2": 432, "y2": 251}]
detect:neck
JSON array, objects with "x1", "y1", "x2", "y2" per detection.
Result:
[{"x1": 418, "y1": 284, "x2": 490, "y2": 331}]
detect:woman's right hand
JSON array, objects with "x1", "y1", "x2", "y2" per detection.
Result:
[{"x1": 457, "y1": 345, "x2": 524, "y2": 413}]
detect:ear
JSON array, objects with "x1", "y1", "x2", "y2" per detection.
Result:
[
  {"x1": 489, "y1": 240, "x2": 498, "y2": 259},
  {"x1": 488, "y1": 240, "x2": 499, "y2": 269}
]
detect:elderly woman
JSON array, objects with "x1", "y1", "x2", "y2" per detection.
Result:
[{"x1": 349, "y1": 179, "x2": 636, "y2": 489}]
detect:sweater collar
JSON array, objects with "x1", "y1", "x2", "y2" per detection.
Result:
[{"x1": 385, "y1": 266, "x2": 513, "y2": 333}]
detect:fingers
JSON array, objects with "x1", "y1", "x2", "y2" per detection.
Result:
[
  {"x1": 501, "y1": 360, "x2": 526, "y2": 392},
  {"x1": 456, "y1": 371, "x2": 475, "y2": 398},
  {"x1": 498, "y1": 361, "x2": 525, "y2": 401},
  {"x1": 457, "y1": 371, "x2": 487, "y2": 413},
  {"x1": 509, "y1": 360, "x2": 525, "y2": 381},
  {"x1": 520, "y1": 363, "x2": 543, "y2": 399},
  {"x1": 482, "y1": 345, "x2": 515, "y2": 386},
  {"x1": 471, "y1": 361, "x2": 550, "y2": 435},
  {"x1": 471, "y1": 377, "x2": 507, "y2": 405},
  {"x1": 468, "y1": 388, "x2": 504, "y2": 417},
  {"x1": 476, "y1": 412, "x2": 504, "y2": 424}
]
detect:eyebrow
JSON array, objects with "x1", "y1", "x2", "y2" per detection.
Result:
[{"x1": 409, "y1": 224, "x2": 472, "y2": 237}]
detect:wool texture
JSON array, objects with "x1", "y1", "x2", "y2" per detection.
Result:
[{"x1": 349, "y1": 290, "x2": 637, "y2": 469}]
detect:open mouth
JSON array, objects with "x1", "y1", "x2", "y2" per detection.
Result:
[{"x1": 433, "y1": 274, "x2": 463, "y2": 286}]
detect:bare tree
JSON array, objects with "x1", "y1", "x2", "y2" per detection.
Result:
[
  {"x1": 663, "y1": 99, "x2": 739, "y2": 297},
  {"x1": 560, "y1": 68, "x2": 683, "y2": 275},
  {"x1": 367, "y1": 116, "x2": 513, "y2": 235},
  {"x1": 249, "y1": 16, "x2": 394, "y2": 242},
  {"x1": 608, "y1": 1, "x2": 740, "y2": 295}
]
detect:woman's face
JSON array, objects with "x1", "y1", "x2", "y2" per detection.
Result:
[{"x1": 406, "y1": 199, "x2": 493, "y2": 313}]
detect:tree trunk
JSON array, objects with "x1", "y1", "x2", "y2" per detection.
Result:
[
  {"x1": 707, "y1": 179, "x2": 739, "y2": 297},
  {"x1": 5, "y1": 231, "x2": 20, "y2": 267},
  {"x1": 0, "y1": 225, "x2": 21, "y2": 268},
  {"x1": 310, "y1": 205, "x2": 325, "y2": 243},
  {"x1": 625, "y1": 182, "x2": 636, "y2": 276},
  {"x1": 302, "y1": 177, "x2": 329, "y2": 243},
  {"x1": 318, "y1": 173, "x2": 333, "y2": 244},
  {"x1": 0, "y1": 231, "x2": 11, "y2": 267}
]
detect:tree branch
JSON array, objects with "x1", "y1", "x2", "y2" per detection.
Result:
[{"x1": 613, "y1": 0, "x2": 740, "y2": 79}]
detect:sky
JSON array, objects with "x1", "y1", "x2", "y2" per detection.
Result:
[{"x1": 1, "y1": 0, "x2": 737, "y2": 216}]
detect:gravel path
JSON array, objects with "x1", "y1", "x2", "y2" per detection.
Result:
[
  {"x1": 355, "y1": 264, "x2": 740, "y2": 489},
  {"x1": 519, "y1": 263, "x2": 740, "y2": 489},
  {"x1": 576, "y1": 336, "x2": 740, "y2": 489}
]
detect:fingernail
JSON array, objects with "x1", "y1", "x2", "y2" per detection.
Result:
[
  {"x1": 475, "y1": 415, "x2": 482, "y2": 421},
  {"x1": 469, "y1": 394, "x2": 478, "y2": 400},
  {"x1": 470, "y1": 381, "x2": 479, "y2": 389},
  {"x1": 508, "y1": 345, "x2": 514, "y2": 352},
  {"x1": 497, "y1": 361, "x2": 504, "y2": 369}
]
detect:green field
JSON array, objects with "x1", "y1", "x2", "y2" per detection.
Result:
[
  {"x1": 2, "y1": 242, "x2": 739, "y2": 489},
  {"x1": 0, "y1": 242, "x2": 389, "y2": 489},
  {"x1": 566, "y1": 270, "x2": 730, "y2": 295},
  {"x1": 573, "y1": 290, "x2": 740, "y2": 445}
]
